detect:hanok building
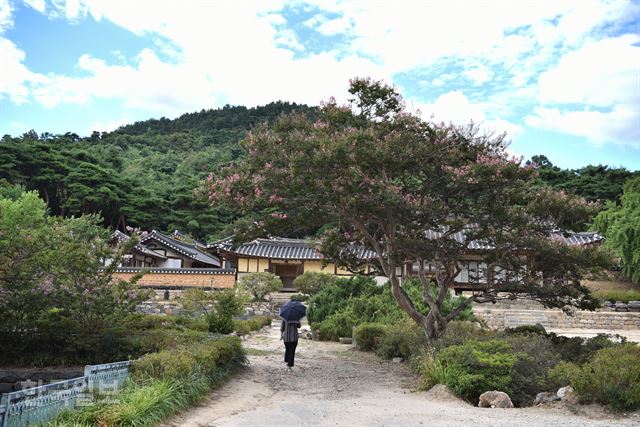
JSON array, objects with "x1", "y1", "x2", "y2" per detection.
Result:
[
  {"x1": 208, "y1": 237, "x2": 382, "y2": 291},
  {"x1": 401, "y1": 230, "x2": 605, "y2": 293},
  {"x1": 109, "y1": 230, "x2": 235, "y2": 289}
]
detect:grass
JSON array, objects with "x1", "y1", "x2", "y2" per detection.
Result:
[
  {"x1": 593, "y1": 289, "x2": 640, "y2": 303},
  {"x1": 48, "y1": 336, "x2": 247, "y2": 427}
]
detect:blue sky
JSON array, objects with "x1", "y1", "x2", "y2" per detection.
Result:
[{"x1": 0, "y1": 0, "x2": 638, "y2": 170}]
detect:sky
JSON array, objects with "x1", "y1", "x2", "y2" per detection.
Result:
[{"x1": 0, "y1": 0, "x2": 638, "y2": 170}]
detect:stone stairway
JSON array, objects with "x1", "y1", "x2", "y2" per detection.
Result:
[{"x1": 269, "y1": 291, "x2": 297, "y2": 305}]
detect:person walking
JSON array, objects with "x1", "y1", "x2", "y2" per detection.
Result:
[{"x1": 281, "y1": 320, "x2": 300, "y2": 368}]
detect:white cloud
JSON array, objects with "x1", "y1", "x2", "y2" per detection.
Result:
[
  {"x1": 415, "y1": 91, "x2": 523, "y2": 140},
  {"x1": 527, "y1": 34, "x2": 640, "y2": 146},
  {"x1": 23, "y1": 0, "x2": 45, "y2": 12},
  {"x1": 464, "y1": 65, "x2": 493, "y2": 86},
  {"x1": 525, "y1": 106, "x2": 639, "y2": 147},
  {"x1": 538, "y1": 34, "x2": 639, "y2": 107},
  {"x1": 315, "y1": 16, "x2": 352, "y2": 36},
  {"x1": 1, "y1": 0, "x2": 637, "y2": 152},
  {"x1": 0, "y1": 38, "x2": 46, "y2": 104},
  {"x1": 0, "y1": 0, "x2": 12, "y2": 32}
]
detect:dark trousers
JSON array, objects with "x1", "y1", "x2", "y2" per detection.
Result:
[{"x1": 284, "y1": 340, "x2": 298, "y2": 367}]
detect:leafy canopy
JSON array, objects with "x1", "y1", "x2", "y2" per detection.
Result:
[{"x1": 208, "y1": 78, "x2": 608, "y2": 339}]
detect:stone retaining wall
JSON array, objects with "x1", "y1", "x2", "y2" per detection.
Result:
[
  {"x1": 473, "y1": 303, "x2": 640, "y2": 330},
  {"x1": 135, "y1": 290, "x2": 278, "y2": 317}
]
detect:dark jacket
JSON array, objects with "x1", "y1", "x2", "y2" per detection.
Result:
[{"x1": 281, "y1": 320, "x2": 300, "y2": 342}]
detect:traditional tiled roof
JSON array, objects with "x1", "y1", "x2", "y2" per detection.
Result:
[
  {"x1": 170, "y1": 230, "x2": 207, "y2": 249},
  {"x1": 210, "y1": 236, "x2": 376, "y2": 261},
  {"x1": 132, "y1": 245, "x2": 167, "y2": 259},
  {"x1": 140, "y1": 230, "x2": 221, "y2": 267},
  {"x1": 112, "y1": 230, "x2": 167, "y2": 259},
  {"x1": 425, "y1": 228, "x2": 603, "y2": 251},
  {"x1": 551, "y1": 231, "x2": 604, "y2": 246}
]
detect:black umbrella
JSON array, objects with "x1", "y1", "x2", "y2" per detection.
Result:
[{"x1": 279, "y1": 300, "x2": 307, "y2": 322}]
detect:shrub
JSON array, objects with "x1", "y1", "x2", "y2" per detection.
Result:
[
  {"x1": 307, "y1": 275, "x2": 380, "y2": 325},
  {"x1": 132, "y1": 336, "x2": 245, "y2": 381},
  {"x1": 504, "y1": 334, "x2": 562, "y2": 406},
  {"x1": 237, "y1": 272, "x2": 282, "y2": 301},
  {"x1": 376, "y1": 321, "x2": 428, "y2": 360},
  {"x1": 565, "y1": 344, "x2": 640, "y2": 411},
  {"x1": 548, "y1": 333, "x2": 622, "y2": 364},
  {"x1": 207, "y1": 312, "x2": 234, "y2": 334},
  {"x1": 233, "y1": 316, "x2": 272, "y2": 336},
  {"x1": 293, "y1": 272, "x2": 337, "y2": 295},
  {"x1": 354, "y1": 323, "x2": 387, "y2": 351},
  {"x1": 436, "y1": 320, "x2": 496, "y2": 349},
  {"x1": 417, "y1": 350, "x2": 459, "y2": 390},
  {"x1": 289, "y1": 293, "x2": 308, "y2": 302},
  {"x1": 54, "y1": 337, "x2": 247, "y2": 426},
  {"x1": 435, "y1": 339, "x2": 517, "y2": 402},
  {"x1": 316, "y1": 309, "x2": 357, "y2": 341},
  {"x1": 207, "y1": 289, "x2": 245, "y2": 334}
]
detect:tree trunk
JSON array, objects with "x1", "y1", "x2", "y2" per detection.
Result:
[{"x1": 423, "y1": 308, "x2": 448, "y2": 340}]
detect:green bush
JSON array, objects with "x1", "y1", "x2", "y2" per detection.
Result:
[
  {"x1": 233, "y1": 316, "x2": 272, "y2": 336},
  {"x1": 206, "y1": 289, "x2": 245, "y2": 334},
  {"x1": 237, "y1": 272, "x2": 282, "y2": 301},
  {"x1": 307, "y1": 275, "x2": 380, "y2": 325},
  {"x1": 316, "y1": 309, "x2": 357, "y2": 341},
  {"x1": 565, "y1": 344, "x2": 640, "y2": 411},
  {"x1": 354, "y1": 323, "x2": 387, "y2": 351},
  {"x1": 293, "y1": 272, "x2": 337, "y2": 295},
  {"x1": 436, "y1": 320, "x2": 496, "y2": 349},
  {"x1": 376, "y1": 321, "x2": 428, "y2": 360},
  {"x1": 289, "y1": 293, "x2": 308, "y2": 302},
  {"x1": 435, "y1": 339, "x2": 517, "y2": 402},
  {"x1": 53, "y1": 337, "x2": 247, "y2": 426},
  {"x1": 308, "y1": 276, "x2": 474, "y2": 342},
  {"x1": 504, "y1": 334, "x2": 561, "y2": 406},
  {"x1": 417, "y1": 350, "x2": 459, "y2": 390}
]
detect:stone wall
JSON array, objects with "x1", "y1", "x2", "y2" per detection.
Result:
[
  {"x1": 473, "y1": 300, "x2": 640, "y2": 330},
  {"x1": 135, "y1": 290, "x2": 278, "y2": 317}
]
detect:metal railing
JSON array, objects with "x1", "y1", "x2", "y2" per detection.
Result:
[{"x1": 0, "y1": 361, "x2": 130, "y2": 427}]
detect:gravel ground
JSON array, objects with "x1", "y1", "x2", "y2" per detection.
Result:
[{"x1": 164, "y1": 321, "x2": 640, "y2": 427}]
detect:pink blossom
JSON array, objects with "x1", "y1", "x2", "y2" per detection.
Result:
[
  {"x1": 269, "y1": 194, "x2": 284, "y2": 203},
  {"x1": 270, "y1": 212, "x2": 288, "y2": 219}
]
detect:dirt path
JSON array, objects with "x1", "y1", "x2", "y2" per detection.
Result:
[{"x1": 165, "y1": 321, "x2": 639, "y2": 427}]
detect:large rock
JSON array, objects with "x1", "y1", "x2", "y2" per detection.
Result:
[
  {"x1": 557, "y1": 386, "x2": 576, "y2": 402},
  {"x1": 534, "y1": 392, "x2": 560, "y2": 405},
  {"x1": 478, "y1": 391, "x2": 514, "y2": 408},
  {"x1": 628, "y1": 301, "x2": 640, "y2": 312}
]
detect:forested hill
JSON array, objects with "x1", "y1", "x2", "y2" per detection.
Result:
[
  {"x1": 114, "y1": 101, "x2": 316, "y2": 137},
  {"x1": 0, "y1": 102, "x2": 637, "y2": 241},
  {"x1": 0, "y1": 102, "x2": 316, "y2": 240}
]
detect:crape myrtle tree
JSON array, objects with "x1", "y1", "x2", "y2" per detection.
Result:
[{"x1": 207, "y1": 78, "x2": 608, "y2": 339}]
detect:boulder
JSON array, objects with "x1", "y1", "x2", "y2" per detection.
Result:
[
  {"x1": 557, "y1": 386, "x2": 576, "y2": 402},
  {"x1": 628, "y1": 301, "x2": 640, "y2": 312},
  {"x1": 339, "y1": 337, "x2": 353, "y2": 344},
  {"x1": 478, "y1": 391, "x2": 514, "y2": 408},
  {"x1": 534, "y1": 392, "x2": 560, "y2": 405},
  {"x1": 615, "y1": 302, "x2": 628, "y2": 312},
  {"x1": 392, "y1": 357, "x2": 403, "y2": 363}
]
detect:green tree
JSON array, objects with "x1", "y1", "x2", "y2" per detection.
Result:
[
  {"x1": 237, "y1": 272, "x2": 283, "y2": 301},
  {"x1": 208, "y1": 78, "x2": 608, "y2": 339},
  {"x1": 594, "y1": 177, "x2": 640, "y2": 283},
  {"x1": 293, "y1": 272, "x2": 337, "y2": 295}
]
